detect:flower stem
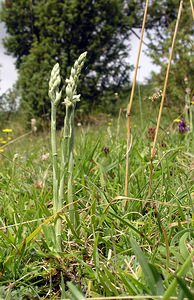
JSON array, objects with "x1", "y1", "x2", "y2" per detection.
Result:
[
  {"x1": 149, "y1": 0, "x2": 183, "y2": 197},
  {"x1": 49, "y1": 63, "x2": 62, "y2": 252},
  {"x1": 124, "y1": 0, "x2": 148, "y2": 201},
  {"x1": 59, "y1": 52, "x2": 87, "y2": 231}
]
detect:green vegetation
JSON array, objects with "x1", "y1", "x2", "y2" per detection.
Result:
[
  {"x1": 147, "y1": 0, "x2": 193, "y2": 107},
  {"x1": 0, "y1": 94, "x2": 193, "y2": 298},
  {"x1": 1, "y1": 0, "x2": 193, "y2": 120},
  {"x1": 1, "y1": 0, "x2": 134, "y2": 118},
  {"x1": 0, "y1": 0, "x2": 193, "y2": 299},
  {"x1": 49, "y1": 52, "x2": 87, "y2": 251}
]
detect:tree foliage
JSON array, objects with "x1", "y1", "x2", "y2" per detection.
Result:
[
  {"x1": 1, "y1": 0, "x2": 192, "y2": 119},
  {"x1": 146, "y1": 0, "x2": 193, "y2": 105},
  {"x1": 1, "y1": 0, "x2": 139, "y2": 119}
]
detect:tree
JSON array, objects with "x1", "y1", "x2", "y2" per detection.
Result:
[
  {"x1": 145, "y1": 0, "x2": 193, "y2": 105},
  {"x1": 1, "y1": 0, "x2": 139, "y2": 120},
  {"x1": 0, "y1": 85, "x2": 19, "y2": 122}
]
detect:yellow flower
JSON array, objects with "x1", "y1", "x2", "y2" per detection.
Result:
[
  {"x1": 173, "y1": 118, "x2": 181, "y2": 123},
  {"x1": 0, "y1": 148, "x2": 4, "y2": 153},
  {"x1": 191, "y1": 101, "x2": 194, "y2": 105},
  {"x1": 2, "y1": 128, "x2": 12, "y2": 133},
  {"x1": 0, "y1": 140, "x2": 7, "y2": 144},
  {"x1": 7, "y1": 136, "x2": 12, "y2": 141}
]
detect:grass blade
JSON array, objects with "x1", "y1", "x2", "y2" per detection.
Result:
[
  {"x1": 175, "y1": 276, "x2": 194, "y2": 299},
  {"x1": 163, "y1": 250, "x2": 193, "y2": 300},
  {"x1": 130, "y1": 237, "x2": 158, "y2": 295},
  {"x1": 67, "y1": 282, "x2": 86, "y2": 300}
]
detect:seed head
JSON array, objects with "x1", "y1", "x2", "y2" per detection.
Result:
[
  {"x1": 48, "y1": 63, "x2": 62, "y2": 106},
  {"x1": 64, "y1": 52, "x2": 87, "y2": 107}
]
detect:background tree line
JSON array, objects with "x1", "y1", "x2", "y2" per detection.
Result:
[{"x1": 0, "y1": 0, "x2": 193, "y2": 122}]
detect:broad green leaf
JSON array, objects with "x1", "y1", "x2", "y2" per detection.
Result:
[
  {"x1": 179, "y1": 232, "x2": 190, "y2": 260},
  {"x1": 163, "y1": 251, "x2": 194, "y2": 300},
  {"x1": 148, "y1": 263, "x2": 164, "y2": 295},
  {"x1": 67, "y1": 282, "x2": 86, "y2": 300},
  {"x1": 176, "y1": 276, "x2": 194, "y2": 300},
  {"x1": 130, "y1": 237, "x2": 157, "y2": 295}
]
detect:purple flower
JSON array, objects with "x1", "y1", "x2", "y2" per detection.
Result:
[
  {"x1": 148, "y1": 127, "x2": 156, "y2": 140},
  {"x1": 177, "y1": 118, "x2": 189, "y2": 133}
]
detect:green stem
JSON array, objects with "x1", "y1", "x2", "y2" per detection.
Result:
[
  {"x1": 189, "y1": 103, "x2": 193, "y2": 132},
  {"x1": 51, "y1": 103, "x2": 58, "y2": 213},
  {"x1": 56, "y1": 106, "x2": 71, "y2": 250},
  {"x1": 68, "y1": 109, "x2": 79, "y2": 228},
  {"x1": 55, "y1": 52, "x2": 87, "y2": 240},
  {"x1": 51, "y1": 103, "x2": 61, "y2": 252},
  {"x1": 49, "y1": 63, "x2": 62, "y2": 252},
  {"x1": 59, "y1": 105, "x2": 78, "y2": 230},
  {"x1": 67, "y1": 109, "x2": 74, "y2": 205},
  {"x1": 138, "y1": 83, "x2": 143, "y2": 130},
  {"x1": 162, "y1": 251, "x2": 193, "y2": 299},
  {"x1": 58, "y1": 106, "x2": 71, "y2": 206}
]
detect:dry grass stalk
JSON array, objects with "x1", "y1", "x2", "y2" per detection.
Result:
[
  {"x1": 149, "y1": 0, "x2": 184, "y2": 198},
  {"x1": 124, "y1": 0, "x2": 149, "y2": 199},
  {"x1": 190, "y1": 0, "x2": 194, "y2": 19}
]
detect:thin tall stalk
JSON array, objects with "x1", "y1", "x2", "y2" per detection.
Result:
[
  {"x1": 48, "y1": 63, "x2": 62, "y2": 251},
  {"x1": 49, "y1": 53, "x2": 86, "y2": 251},
  {"x1": 138, "y1": 68, "x2": 143, "y2": 130},
  {"x1": 116, "y1": 108, "x2": 122, "y2": 141},
  {"x1": 124, "y1": 0, "x2": 149, "y2": 199},
  {"x1": 67, "y1": 109, "x2": 77, "y2": 227},
  {"x1": 149, "y1": 0, "x2": 183, "y2": 198},
  {"x1": 58, "y1": 52, "x2": 87, "y2": 233},
  {"x1": 190, "y1": 0, "x2": 194, "y2": 19}
]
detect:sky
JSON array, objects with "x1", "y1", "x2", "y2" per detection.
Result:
[
  {"x1": 0, "y1": 21, "x2": 160, "y2": 94},
  {"x1": 0, "y1": 23, "x2": 18, "y2": 94}
]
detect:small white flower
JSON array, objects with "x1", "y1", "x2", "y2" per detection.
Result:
[
  {"x1": 64, "y1": 98, "x2": 72, "y2": 107},
  {"x1": 72, "y1": 94, "x2": 81, "y2": 102},
  {"x1": 66, "y1": 85, "x2": 73, "y2": 98},
  {"x1": 41, "y1": 153, "x2": 50, "y2": 161}
]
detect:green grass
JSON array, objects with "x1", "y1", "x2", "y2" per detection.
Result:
[{"x1": 0, "y1": 110, "x2": 193, "y2": 299}]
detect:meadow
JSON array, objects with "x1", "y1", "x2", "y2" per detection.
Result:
[
  {"x1": 0, "y1": 0, "x2": 193, "y2": 298},
  {"x1": 0, "y1": 90, "x2": 193, "y2": 299}
]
